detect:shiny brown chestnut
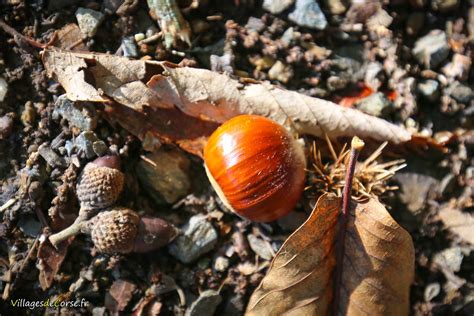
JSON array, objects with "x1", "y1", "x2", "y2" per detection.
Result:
[{"x1": 203, "y1": 115, "x2": 306, "y2": 222}]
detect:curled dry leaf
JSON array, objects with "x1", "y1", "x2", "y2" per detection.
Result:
[
  {"x1": 42, "y1": 48, "x2": 415, "y2": 157},
  {"x1": 37, "y1": 237, "x2": 74, "y2": 290},
  {"x1": 105, "y1": 279, "x2": 137, "y2": 314},
  {"x1": 246, "y1": 193, "x2": 414, "y2": 316}
]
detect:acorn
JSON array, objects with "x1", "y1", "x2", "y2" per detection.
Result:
[
  {"x1": 76, "y1": 155, "x2": 125, "y2": 215},
  {"x1": 203, "y1": 115, "x2": 306, "y2": 222},
  {"x1": 49, "y1": 207, "x2": 178, "y2": 253}
]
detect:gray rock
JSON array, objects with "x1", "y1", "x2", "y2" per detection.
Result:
[
  {"x1": 75, "y1": 131, "x2": 99, "y2": 159},
  {"x1": 281, "y1": 27, "x2": 295, "y2": 47},
  {"x1": 121, "y1": 36, "x2": 138, "y2": 58},
  {"x1": 18, "y1": 215, "x2": 42, "y2": 237},
  {"x1": 52, "y1": 95, "x2": 98, "y2": 131},
  {"x1": 364, "y1": 62, "x2": 384, "y2": 91},
  {"x1": 434, "y1": 247, "x2": 464, "y2": 272},
  {"x1": 92, "y1": 141, "x2": 108, "y2": 156},
  {"x1": 412, "y1": 30, "x2": 450, "y2": 69},
  {"x1": 76, "y1": 7, "x2": 104, "y2": 37},
  {"x1": 213, "y1": 256, "x2": 229, "y2": 272},
  {"x1": 0, "y1": 76, "x2": 7, "y2": 102},
  {"x1": 38, "y1": 144, "x2": 67, "y2": 168},
  {"x1": 65, "y1": 140, "x2": 74, "y2": 156},
  {"x1": 137, "y1": 148, "x2": 191, "y2": 204},
  {"x1": 418, "y1": 80, "x2": 440, "y2": 101},
  {"x1": 446, "y1": 82, "x2": 473, "y2": 104},
  {"x1": 245, "y1": 17, "x2": 266, "y2": 33},
  {"x1": 289, "y1": 0, "x2": 328, "y2": 30},
  {"x1": 169, "y1": 214, "x2": 218, "y2": 263},
  {"x1": 185, "y1": 290, "x2": 222, "y2": 316},
  {"x1": 356, "y1": 92, "x2": 392, "y2": 117},
  {"x1": 262, "y1": 0, "x2": 294, "y2": 14},
  {"x1": 247, "y1": 234, "x2": 273, "y2": 260},
  {"x1": 326, "y1": 76, "x2": 348, "y2": 91}
]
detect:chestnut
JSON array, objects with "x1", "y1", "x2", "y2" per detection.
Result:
[{"x1": 204, "y1": 115, "x2": 306, "y2": 222}]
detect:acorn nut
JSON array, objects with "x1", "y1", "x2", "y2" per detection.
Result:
[
  {"x1": 76, "y1": 155, "x2": 125, "y2": 213},
  {"x1": 49, "y1": 207, "x2": 178, "y2": 253}
]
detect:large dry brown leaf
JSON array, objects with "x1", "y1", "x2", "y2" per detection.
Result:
[
  {"x1": 246, "y1": 194, "x2": 414, "y2": 316},
  {"x1": 42, "y1": 48, "x2": 413, "y2": 155}
]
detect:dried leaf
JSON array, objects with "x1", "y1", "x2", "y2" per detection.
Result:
[
  {"x1": 438, "y1": 205, "x2": 474, "y2": 245},
  {"x1": 42, "y1": 48, "x2": 414, "y2": 156},
  {"x1": 37, "y1": 237, "x2": 74, "y2": 290},
  {"x1": 105, "y1": 279, "x2": 137, "y2": 314},
  {"x1": 246, "y1": 194, "x2": 414, "y2": 315}
]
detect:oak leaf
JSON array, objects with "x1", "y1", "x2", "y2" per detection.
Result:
[
  {"x1": 41, "y1": 48, "x2": 414, "y2": 156},
  {"x1": 246, "y1": 193, "x2": 414, "y2": 315}
]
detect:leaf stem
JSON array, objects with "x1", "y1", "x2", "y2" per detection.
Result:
[{"x1": 332, "y1": 136, "x2": 364, "y2": 315}]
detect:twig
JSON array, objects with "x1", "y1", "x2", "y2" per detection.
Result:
[
  {"x1": 0, "y1": 18, "x2": 56, "y2": 49},
  {"x1": 332, "y1": 136, "x2": 365, "y2": 315}
]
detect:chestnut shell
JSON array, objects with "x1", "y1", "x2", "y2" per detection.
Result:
[{"x1": 204, "y1": 115, "x2": 306, "y2": 222}]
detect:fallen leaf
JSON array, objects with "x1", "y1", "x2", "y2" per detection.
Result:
[
  {"x1": 37, "y1": 237, "x2": 74, "y2": 290},
  {"x1": 246, "y1": 193, "x2": 414, "y2": 315},
  {"x1": 105, "y1": 279, "x2": 137, "y2": 314},
  {"x1": 42, "y1": 48, "x2": 416, "y2": 156},
  {"x1": 438, "y1": 204, "x2": 474, "y2": 245},
  {"x1": 53, "y1": 23, "x2": 86, "y2": 51}
]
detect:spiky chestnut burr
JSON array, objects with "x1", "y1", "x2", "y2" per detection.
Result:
[{"x1": 49, "y1": 207, "x2": 178, "y2": 253}]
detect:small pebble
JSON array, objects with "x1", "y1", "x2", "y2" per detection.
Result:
[
  {"x1": 38, "y1": 143, "x2": 67, "y2": 168},
  {"x1": 417, "y1": 80, "x2": 440, "y2": 101},
  {"x1": 213, "y1": 256, "x2": 229, "y2": 272},
  {"x1": 412, "y1": 30, "x2": 450, "y2": 69},
  {"x1": 262, "y1": 0, "x2": 293, "y2": 14},
  {"x1": 169, "y1": 214, "x2": 218, "y2": 263},
  {"x1": 356, "y1": 92, "x2": 392, "y2": 117},
  {"x1": 75, "y1": 131, "x2": 100, "y2": 159},
  {"x1": 446, "y1": 82, "x2": 473, "y2": 104},
  {"x1": 134, "y1": 33, "x2": 146, "y2": 42},
  {"x1": 0, "y1": 76, "x2": 8, "y2": 102},
  {"x1": 247, "y1": 234, "x2": 273, "y2": 260},
  {"x1": 121, "y1": 36, "x2": 138, "y2": 58},
  {"x1": 52, "y1": 95, "x2": 98, "y2": 131},
  {"x1": 92, "y1": 141, "x2": 108, "y2": 156},
  {"x1": 289, "y1": 0, "x2": 328, "y2": 30},
  {"x1": 185, "y1": 290, "x2": 222, "y2": 316},
  {"x1": 76, "y1": 7, "x2": 104, "y2": 37},
  {"x1": 137, "y1": 148, "x2": 191, "y2": 204}
]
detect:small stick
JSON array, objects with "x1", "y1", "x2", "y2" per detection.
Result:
[
  {"x1": 332, "y1": 136, "x2": 365, "y2": 315},
  {"x1": 0, "y1": 19, "x2": 56, "y2": 49}
]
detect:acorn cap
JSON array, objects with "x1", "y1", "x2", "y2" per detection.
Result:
[
  {"x1": 76, "y1": 156, "x2": 125, "y2": 212},
  {"x1": 85, "y1": 208, "x2": 140, "y2": 254}
]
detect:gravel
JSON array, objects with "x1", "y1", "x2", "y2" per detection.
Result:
[
  {"x1": 169, "y1": 214, "x2": 218, "y2": 264},
  {"x1": 288, "y1": 0, "x2": 327, "y2": 30},
  {"x1": 76, "y1": 7, "x2": 104, "y2": 37},
  {"x1": 412, "y1": 30, "x2": 450, "y2": 69}
]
